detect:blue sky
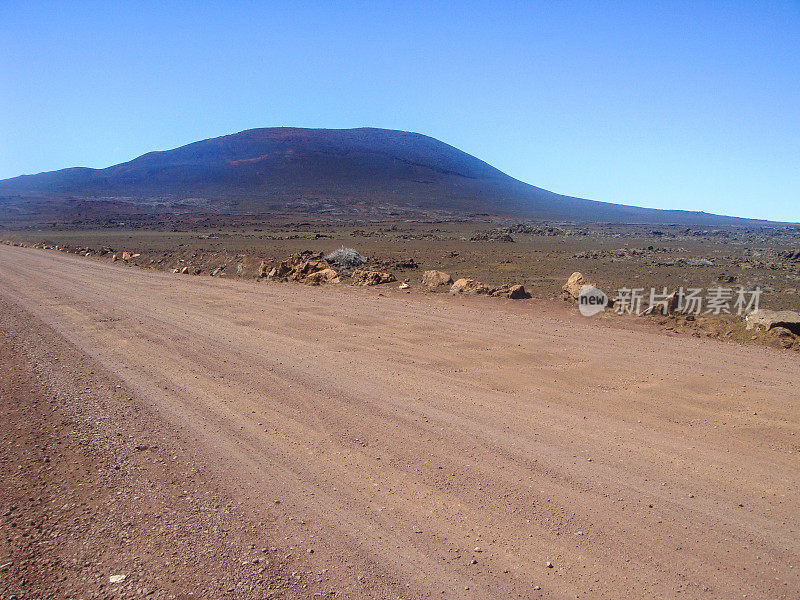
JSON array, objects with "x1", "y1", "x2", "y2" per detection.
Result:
[{"x1": 1, "y1": 1, "x2": 798, "y2": 221}]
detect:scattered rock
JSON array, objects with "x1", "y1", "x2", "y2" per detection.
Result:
[
  {"x1": 745, "y1": 309, "x2": 800, "y2": 336},
  {"x1": 109, "y1": 574, "x2": 126, "y2": 584},
  {"x1": 491, "y1": 284, "x2": 530, "y2": 299},
  {"x1": 666, "y1": 291, "x2": 682, "y2": 315},
  {"x1": 470, "y1": 232, "x2": 515, "y2": 242},
  {"x1": 450, "y1": 278, "x2": 490, "y2": 295},
  {"x1": 305, "y1": 268, "x2": 340, "y2": 285},
  {"x1": 642, "y1": 290, "x2": 682, "y2": 316},
  {"x1": 288, "y1": 259, "x2": 329, "y2": 282},
  {"x1": 393, "y1": 258, "x2": 418, "y2": 269},
  {"x1": 398, "y1": 282, "x2": 410, "y2": 290},
  {"x1": 770, "y1": 326, "x2": 796, "y2": 338},
  {"x1": 422, "y1": 270, "x2": 453, "y2": 288},
  {"x1": 266, "y1": 252, "x2": 340, "y2": 285},
  {"x1": 121, "y1": 252, "x2": 132, "y2": 261},
  {"x1": 351, "y1": 269, "x2": 396, "y2": 286},
  {"x1": 768, "y1": 327, "x2": 797, "y2": 348}
]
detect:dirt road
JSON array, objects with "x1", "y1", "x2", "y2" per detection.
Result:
[{"x1": 1, "y1": 243, "x2": 798, "y2": 599}]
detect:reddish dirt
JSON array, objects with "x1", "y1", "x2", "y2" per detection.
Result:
[
  {"x1": 0, "y1": 244, "x2": 798, "y2": 599},
  {"x1": 0, "y1": 298, "x2": 385, "y2": 599}
]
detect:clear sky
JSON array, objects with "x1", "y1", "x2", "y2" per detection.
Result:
[{"x1": 1, "y1": 1, "x2": 798, "y2": 221}]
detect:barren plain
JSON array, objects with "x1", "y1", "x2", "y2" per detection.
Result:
[{"x1": 1, "y1": 233, "x2": 799, "y2": 599}]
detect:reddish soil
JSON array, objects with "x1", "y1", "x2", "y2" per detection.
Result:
[
  {"x1": 0, "y1": 244, "x2": 798, "y2": 599},
  {"x1": 0, "y1": 299, "x2": 386, "y2": 599}
]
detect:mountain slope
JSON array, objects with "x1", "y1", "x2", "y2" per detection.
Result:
[{"x1": 0, "y1": 127, "x2": 769, "y2": 224}]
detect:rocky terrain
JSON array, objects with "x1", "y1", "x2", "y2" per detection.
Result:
[{"x1": 3, "y1": 218, "x2": 800, "y2": 351}]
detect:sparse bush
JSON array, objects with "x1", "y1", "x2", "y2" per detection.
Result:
[{"x1": 325, "y1": 247, "x2": 366, "y2": 267}]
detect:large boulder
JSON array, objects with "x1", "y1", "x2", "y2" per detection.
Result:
[
  {"x1": 745, "y1": 309, "x2": 800, "y2": 335},
  {"x1": 422, "y1": 270, "x2": 453, "y2": 288},
  {"x1": 561, "y1": 272, "x2": 593, "y2": 301},
  {"x1": 450, "y1": 278, "x2": 490, "y2": 295},
  {"x1": 351, "y1": 269, "x2": 396, "y2": 286}
]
